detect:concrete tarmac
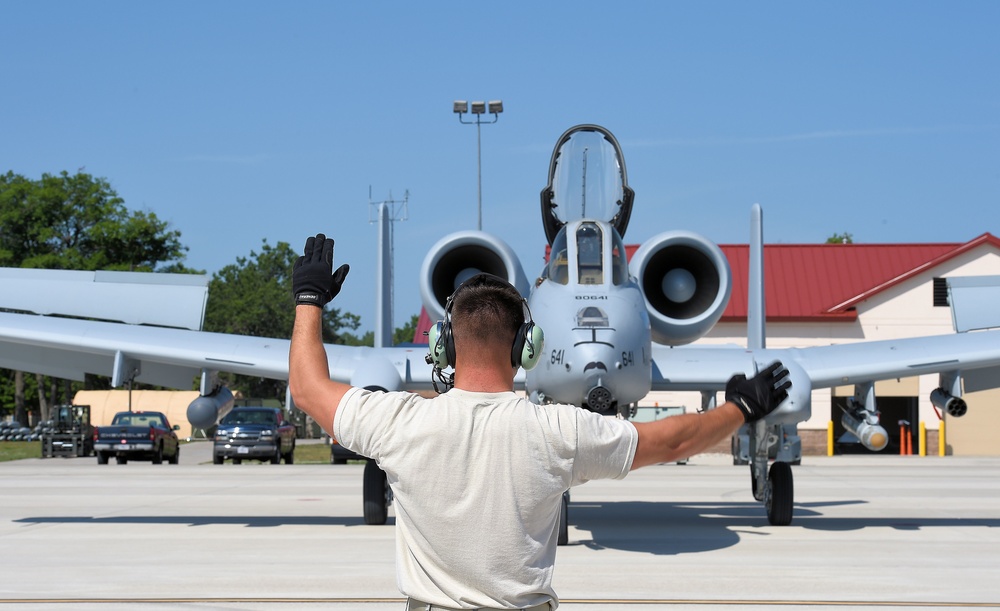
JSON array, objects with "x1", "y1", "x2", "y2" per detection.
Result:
[{"x1": 1, "y1": 442, "x2": 999, "y2": 610}]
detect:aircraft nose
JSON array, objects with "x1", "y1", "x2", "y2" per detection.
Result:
[{"x1": 583, "y1": 361, "x2": 608, "y2": 373}]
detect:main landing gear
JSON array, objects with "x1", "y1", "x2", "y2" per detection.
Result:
[
  {"x1": 363, "y1": 460, "x2": 392, "y2": 525},
  {"x1": 558, "y1": 491, "x2": 569, "y2": 546},
  {"x1": 745, "y1": 421, "x2": 797, "y2": 526}
]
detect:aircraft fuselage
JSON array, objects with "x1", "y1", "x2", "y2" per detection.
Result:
[{"x1": 526, "y1": 220, "x2": 652, "y2": 414}]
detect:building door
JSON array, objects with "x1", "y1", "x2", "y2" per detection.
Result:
[{"x1": 831, "y1": 396, "x2": 919, "y2": 455}]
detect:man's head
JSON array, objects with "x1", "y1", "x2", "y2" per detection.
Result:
[
  {"x1": 450, "y1": 274, "x2": 526, "y2": 360},
  {"x1": 427, "y1": 273, "x2": 543, "y2": 373}
]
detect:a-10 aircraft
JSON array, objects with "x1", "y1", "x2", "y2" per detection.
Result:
[{"x1": 2, "y1": 124, "x2": 1000, "y2": 537}]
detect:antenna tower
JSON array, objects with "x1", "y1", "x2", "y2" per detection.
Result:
[{"x1": 369, "y1": 188, "x2": 409, "y2": 347}]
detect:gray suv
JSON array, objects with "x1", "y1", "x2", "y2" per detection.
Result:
[{"x1": 213, "y1": 407, "x2": 295, "y2": 464}]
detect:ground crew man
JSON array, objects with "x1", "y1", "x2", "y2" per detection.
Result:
[{"x1": 289, "y1": 233, "x2": 790, "y2": 610}]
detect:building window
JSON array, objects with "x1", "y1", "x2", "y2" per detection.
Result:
[{"x1": 933, "y1": 277, "x2": 949, "y2": 307}]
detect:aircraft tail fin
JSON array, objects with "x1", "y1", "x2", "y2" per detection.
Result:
[
  {"x1": 747, "y1": 203, "x2": 766, "y2": 351},
  {"x1": 947, "y1": 276, "x2": 1000, "y2": 332}
]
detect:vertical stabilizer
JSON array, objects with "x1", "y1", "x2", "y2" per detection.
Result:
[{"x1": 747, "y1": 203, "x2": 766, "y2": 350}]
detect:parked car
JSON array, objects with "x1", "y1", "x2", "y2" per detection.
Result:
[
  {"x1": 213, "y1": 407, "x2": 295, "y2": 464},
  {"x1": 93, "y1": 411, "x2": 180, "y2": 465}
]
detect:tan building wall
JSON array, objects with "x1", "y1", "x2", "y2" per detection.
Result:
[
  {"x1": 73, "y1": 390, "x2": 200, "y2": 439},
  {"x1": 946, "y1": 387, "x2": 1000, "y2": 456}
]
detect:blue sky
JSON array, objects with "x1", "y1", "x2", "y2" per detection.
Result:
[{"x1": 3, "y1": 1, "x2": 998, "y2": 333}]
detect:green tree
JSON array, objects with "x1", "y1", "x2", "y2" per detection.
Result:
[
  {"x1": 203, "y1": 239, "x2": 361, "y2": 399},
  {"x1": 0, "y1": 170, "x2": 191, "y2": 424},
  {"x1": 826, "y1": 232, "x2": 854, "y2": 244},
  {"x1": 341, "y1": 314, "x2": 422, "y2": 347},
  {"x1": 0, "y1": 170, "x2": 187, "y2": 271},
  {"x1": 394, "y1": 314, "x2": 421, "y2": 345}
]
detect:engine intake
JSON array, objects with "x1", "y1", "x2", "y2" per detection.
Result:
[
  {"x1": 420, "y1": 231, "x2": 529, "y2": 322},
  {"x1": 629, "y1": 231, "x2": 732, "y2": 345}
]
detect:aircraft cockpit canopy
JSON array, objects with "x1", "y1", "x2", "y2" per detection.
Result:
[
  {"x1": 577, "y1": 223, "x2": 603, "y2": 285},
  {"x1": 544, "y1": 221, "x2": 630, "y2": 287},
  {"x1": 540, "y1": 124, "x2": 635, "y2": 245}
]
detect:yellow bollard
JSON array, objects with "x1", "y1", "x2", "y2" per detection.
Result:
[
  {"x1": 919, "y1": 421, "x2": 926, "y2": 457},
  {"x1": 827, "y1": 421, "x2": 834, "y2": 456},
  {"x1": 939, "y1": 420, "x2": 947, "y2": 457}
]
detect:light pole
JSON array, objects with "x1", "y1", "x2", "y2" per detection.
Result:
[{"x1": 453, "y1": 99, "x2": 503, "y2": 230}]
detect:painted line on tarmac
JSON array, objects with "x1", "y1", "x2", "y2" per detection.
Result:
[{"x1": 0, "y1": 599, "x2": 998, "y2": 608}]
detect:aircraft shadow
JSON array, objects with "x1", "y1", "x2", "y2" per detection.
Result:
[
  {"x1": 566, "y1": 500, "x2": 1000, "y2": 555},
  {"x1": 14, "y1": 515, "x2": 394, "y2": 528}
]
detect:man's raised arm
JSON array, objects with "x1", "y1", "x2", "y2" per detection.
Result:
[{"x1": 288, "y1": 233, "x2": 353, "y2": 435}]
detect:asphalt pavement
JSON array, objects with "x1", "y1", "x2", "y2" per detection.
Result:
[{"x1": 1, "y1": 445, "x2": 999, "y2": 610}]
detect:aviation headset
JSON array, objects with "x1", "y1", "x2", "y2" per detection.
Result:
[{"x1": 427, "y1": 274, "x2": 544, "y2": 371}]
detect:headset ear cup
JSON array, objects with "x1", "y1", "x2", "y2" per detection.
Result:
[
  {"x1": 517, "y1": 322, "x2": 545, "y2": 371},
  {"x1": 428, "y1": 321, "x2": 451, "y2": 369},
  {"x1": 443, "y1": 321, "x2": 456, "y2": 368},
  {"x1": 511, "y1": 322, "x2": 527, "y2": 368}
]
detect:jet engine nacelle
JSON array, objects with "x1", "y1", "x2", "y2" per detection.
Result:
[
  {"x1": 931, "y1": 388, "x2": 968, "y2": 417},
  {"x1": 420, "y1": 231, "x2": 529, "y2": 322},
  {"x1": 629, "y1": 231, "x2": 732, "y2": 345},
  {"x1": 186, "y1": 386, "x2": 235, "y2": 430}
]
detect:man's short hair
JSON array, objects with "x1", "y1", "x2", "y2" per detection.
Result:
[{"x1": 450, "y1": 274, "x2": 524, "y2": 349}]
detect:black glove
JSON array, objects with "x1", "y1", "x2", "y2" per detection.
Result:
[
  {"x1": 725, "y1": 360, "x2": 792, "y2": 423},
  {"x1": 292, "y1": 233, "x2": 350, "y2": 307}
]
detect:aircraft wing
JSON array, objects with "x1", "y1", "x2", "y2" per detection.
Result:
[
  {"x1": 651, "y1": 330, "x2": 1000, "y2": 393},
  {"x1": 0, "y1": 311, "x2": 437, "y2": 393}
]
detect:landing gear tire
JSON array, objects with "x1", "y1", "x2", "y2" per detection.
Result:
[
  {"x1": 557, "y1": 491, "x2": 569, "y2": 546},
  {"x1": 363, "y1": 460, "x2": 390, "y2": 525},
  {"x1": 766, "y1": 461, "x2": 794, "y2": 526}
]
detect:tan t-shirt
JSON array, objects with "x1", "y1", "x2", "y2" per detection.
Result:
[{"x1": 334, "y1": 387, "x2": 637, "y2": 609}]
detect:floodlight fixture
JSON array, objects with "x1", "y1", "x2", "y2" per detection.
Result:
[{"x1": 453, "y1": 98, "x2": 505, "y2": 230}]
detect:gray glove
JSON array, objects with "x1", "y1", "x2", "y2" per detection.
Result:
[
  {"x1": 292, "y1": 233, "x2": 350, "y2": 307},
  {"x1": 725, "y1": 361, "x2": 792, "y2": 423}
]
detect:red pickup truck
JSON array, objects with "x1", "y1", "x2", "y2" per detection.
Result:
[{"x1": 93, "y1": 411, "x2": 180, "y2": 465}]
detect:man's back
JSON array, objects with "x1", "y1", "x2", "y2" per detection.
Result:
[{"x1": 334, "y1": 387, "x2": 636, "y2": 608}]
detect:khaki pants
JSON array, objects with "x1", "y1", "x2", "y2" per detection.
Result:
[{"x1": 406, "y1": 597, "x2": 552, "y2": 611}]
